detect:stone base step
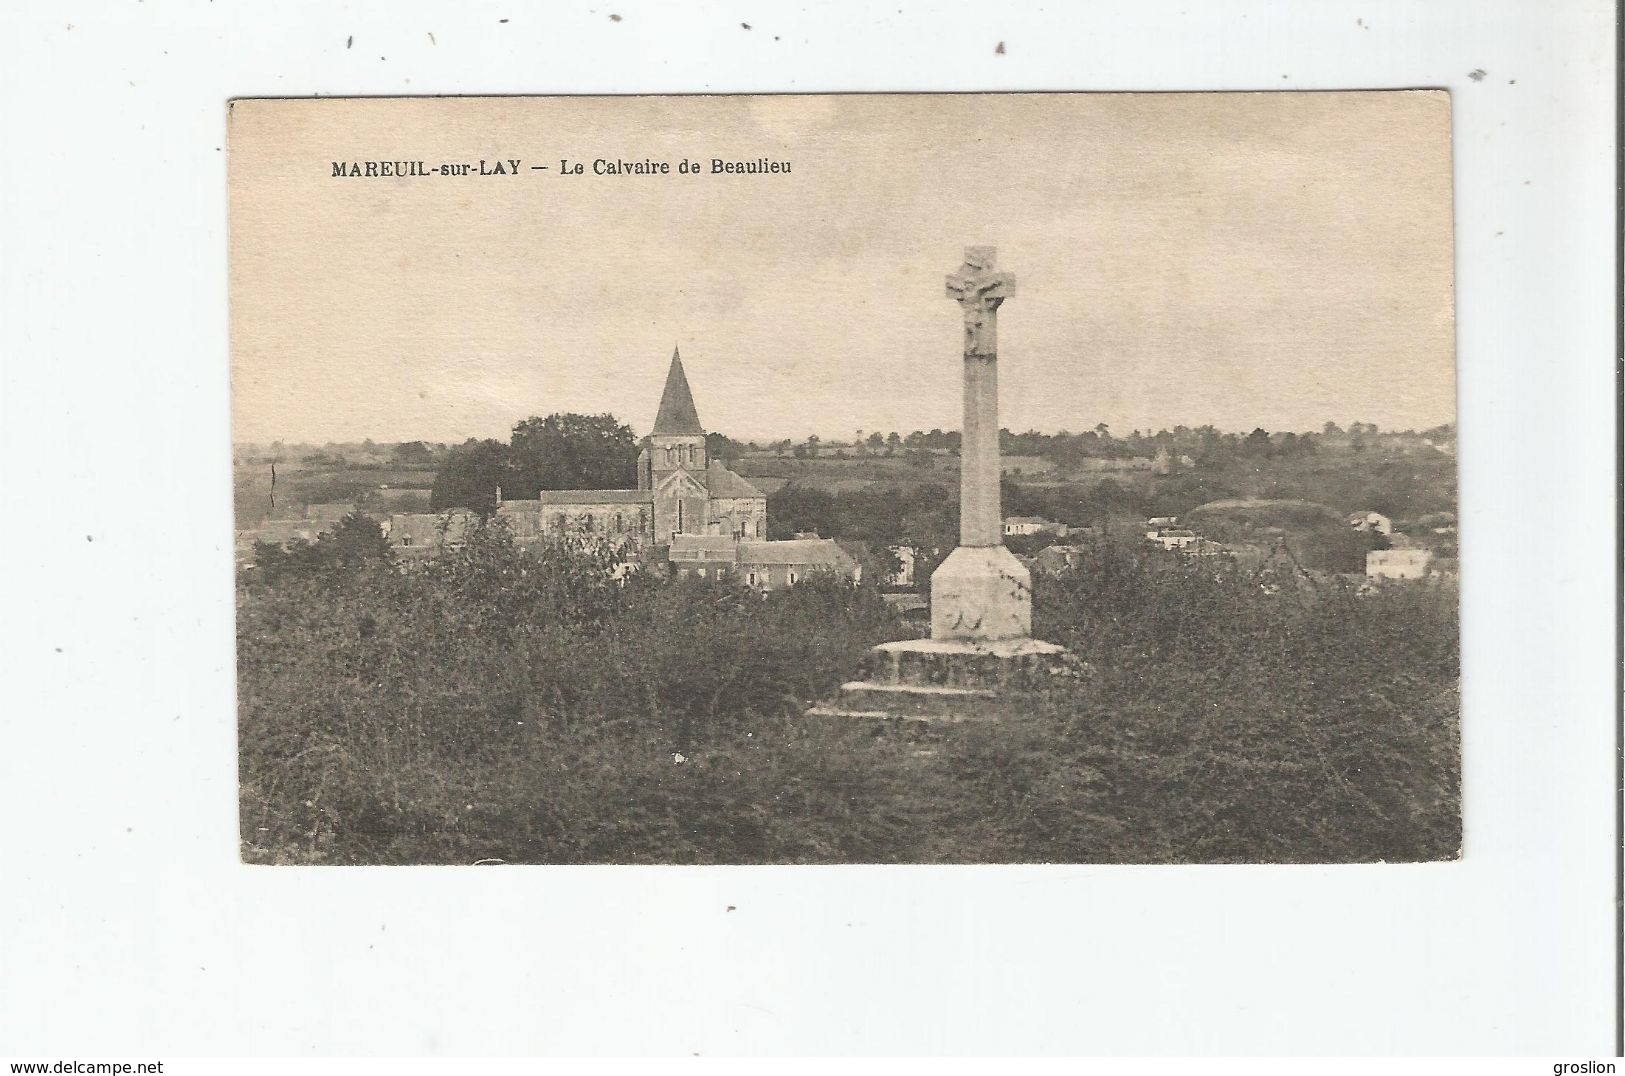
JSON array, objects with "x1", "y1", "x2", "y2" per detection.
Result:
[
  {"x1": 806, "y1": 636, "x2": 1083, "y2": 726},
  {"x1": 860, "y1": 637, "x2": 1081, "y2": 690},
  {"x1": 803, "y1": 703, "x2": 998, "y2": 725},
  {"x1": 835, "y1": 679, "x2": 998, "y2": 719}
]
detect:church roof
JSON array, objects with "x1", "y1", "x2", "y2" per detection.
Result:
[
  {"x1": 651, "y1": 347, "x2": 705, "y2": 436},
  {"x1": 535, "y1": 489, "x2": 652, "y2": 505},
  {"x1": 703, "y1": 462, "x2": 764, "y2": 499}
]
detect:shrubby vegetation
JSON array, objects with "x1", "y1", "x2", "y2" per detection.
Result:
[{"x1": 238, "y1": 523, "x2": 1459, "y2": 865}]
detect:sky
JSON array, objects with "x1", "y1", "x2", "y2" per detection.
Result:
[{"x1": 229, "y1": 92, "x2": 1455, "y2": 445}]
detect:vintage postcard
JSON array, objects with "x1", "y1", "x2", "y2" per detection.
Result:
[{"x1": 229, "y1": 93, "x2": 1458, "y2": 866}]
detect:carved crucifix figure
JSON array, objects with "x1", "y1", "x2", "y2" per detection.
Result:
[{"x1": 946, "y1": 245, "x2": 1016, "y2": 361}]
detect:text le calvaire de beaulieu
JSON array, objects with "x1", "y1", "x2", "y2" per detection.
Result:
[{"x1": 329, "y1": 156, "x2": 791, "y2": 178}]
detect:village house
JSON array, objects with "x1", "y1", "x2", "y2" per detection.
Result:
[
  {"x1": 1032, "y1": 544, "x2": 1084, "y2": 575},
  {"x1": 383, "y1": 509, "x2": 476, "y2": 558},
  {"x1": 1146, "y1": 526, "x2": 1200, "y2": 551},
  {"x1": 1366, "y1": 548, "x2": 1433, "y2": 580},
  {"x1": 668, "y1": 534, "x2": 861, "y2": 590},
  {"x1": 1002, "y1": 516, "x2": 1066, "y2": 538}
]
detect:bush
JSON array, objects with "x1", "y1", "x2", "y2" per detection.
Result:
[{"x1": 238, "y1": 529, "x2": 1458, "y2": 864}]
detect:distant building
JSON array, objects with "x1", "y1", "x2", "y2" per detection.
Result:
[
  {"x1": 1348, "y1": 510, "x2": 1393, "y2": 536},
  {"x1": 1146, "y1": 515, "x2": 1179, "y2": 528},
  {"x1": 1002, "y1": 516, "x2": 1065, "y2": 537},
  {"x1": 667, "y1": 534, "x2": 741, "y2": 576},
  {"x1": 1151, "y1": 444, "x2": 1179, "y2": 475},
  {"x1": 886, "y1": 544, "x2": 918, "y2": 588},
  {"x1": 1146, "y1": 527, "x2": 1200, "y2": 551},
  {"x1": 385, "y1": 509, "x2": 476, "y2": 557},
  {"x1": 1366, "y1": 548, "x2": 1433, "y2": 580},
  {"x1": 668, "y1": 534, "x2": 861, "y2": 590},
  {"x1": 1032, "y1": 544, "x2": 1084, "y2": 575},
  {"x1": 742, "y1": 538, "x2": 861, "y2": 589},
  {"x1": 499, "y1": 490, "x2": 654, "y2": 547}
]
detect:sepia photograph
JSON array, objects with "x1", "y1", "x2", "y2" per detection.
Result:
[{"x1": 230, "y1": 92, "x2": 1460, "y2": 867}]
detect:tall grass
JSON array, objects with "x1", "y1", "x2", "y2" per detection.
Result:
[{"x1": 238, "y1": 524, "x2": 1458, "y2": 864}]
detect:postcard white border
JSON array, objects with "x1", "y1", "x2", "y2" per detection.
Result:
[{"x1": 0, "y1": 0, "x2": 1614, "y2": 1056}]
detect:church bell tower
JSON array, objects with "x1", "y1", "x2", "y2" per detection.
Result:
[
  {"x1": 639, "y1": 347, "x2": 712, "y2": 539},
  {"x1": 641, "y1": 347, "x2": 708, "y2": 485}
]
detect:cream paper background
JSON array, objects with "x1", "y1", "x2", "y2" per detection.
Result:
[{"x1": 229, "y1": 92, "x2": 1454, "y2": 447}]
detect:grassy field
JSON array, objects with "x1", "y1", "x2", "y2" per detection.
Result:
[{"x1": 233, "y1": 461, "x2": 436, "y2": 527}]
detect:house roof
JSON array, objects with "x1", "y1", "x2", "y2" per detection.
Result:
[
  {"x1": 671, "y1": 535, "x2": 740, "y2": 553},
  {"x1": 1004, "y1": 516, "x2": 1052, "y2": 526},
  {"x1": 651, "y1": 347, "x2": 705, "y2": 436},
  {"x1": 534, "y1": 489, "x2": 652, "y2": 505},
  {"x1": 704, "y1": 462, "x2": 763, "y2": 499},
  {"x1": 737, "y1": 538, "x2": 857, "y2": 568}
]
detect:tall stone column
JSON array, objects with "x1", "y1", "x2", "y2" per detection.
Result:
[
  {"x1": 951, "y1": 246, "x2": 1010, "y2": 547},
  {"x1": 931, "y1": 247, "x2": 1032, "y2": 642}
]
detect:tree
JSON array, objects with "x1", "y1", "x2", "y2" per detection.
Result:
[
  {"x1": 251, "y1": 513, "x2": 394, "y2": 584},
  {"x1": 705, "y1": 431, "x2": 747, "y2": 464},
  {"x1": 766, "y1": 485, "x2": 841, "y2": 540},
  {"x1": 866, "y1": 431, "x2": 885, "y2": 451},
  {"x1": 392, "y1": 441, "x2": 433, "y2": 466},
  {"x1": 431, "y1": 438, "x2": 514, "y2": 512},
  {"x1": 510, "y1": 412, "x2": 637, "y2": 493},
  {"x1": 1243, "y1": 427, "x2": 1273, "y2": 457}
]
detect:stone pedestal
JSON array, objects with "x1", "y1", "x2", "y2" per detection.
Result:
[
  {"x1": 806, "y1": 637, "x2": 1077, "y2": 724},
  {"x1": 930, "y1": 544, "x2": 1032, "y2": 641}
]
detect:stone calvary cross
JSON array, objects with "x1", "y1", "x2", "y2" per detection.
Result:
[
  {"x1": 807, "y1": 246, "x2": 1074, "y2": 725},
  {"x1": 930, "y1": 246, "x2": 1037, "y2": 642}
]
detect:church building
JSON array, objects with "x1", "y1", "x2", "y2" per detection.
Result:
[{"x1": 497, "y1": 348, "x2": 767, "y2": 547}]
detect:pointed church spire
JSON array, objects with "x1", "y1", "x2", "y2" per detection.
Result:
[{"x1": 652, "y1": 346, "x2": 705, "y2": 436}]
